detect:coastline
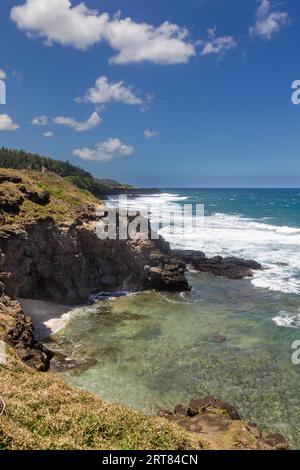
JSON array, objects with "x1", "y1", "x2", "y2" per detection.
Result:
[
  {"x1": 18, "y1": 298, "x2": 74, "y2": 340},
  {"x1": 0, "y1": 170, "x2": 296, "y2": 449}
]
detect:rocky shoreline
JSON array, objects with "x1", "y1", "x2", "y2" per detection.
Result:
[
  {"x1": 0, "y1": 169, "x2": 286, "y2": 450},
  {"x1": 172, "y1": 249, "x2": 262, "y2": 280}
]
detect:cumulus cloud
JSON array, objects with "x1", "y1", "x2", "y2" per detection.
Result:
[
  {"x1": 144, "y1": 129, "x2": 159, "y2": 139},
  {"x1": 32, "y1": 115, "x2": 48, "y2": 125},
  {"x1": 250, "y1": 0, "x2": 290, "y2": 40},
  {"x1": 201, "y1": 27, "x2": 237, "y2": 57},
  {"x1": 0, "y1": 114, "x2": 19, "y2": 131},
  {"x1": 79, "y1": 76, "x2": 142, "y2": 105},
  {"x1": 105, "y1": 16, "x2": 196, "y2": 65},
  {"x1": 11, "y1": 0, "x2": 108, "y2": 50},
  {"x1": 53, "y1": 111, "x2": 101, "y2": 131},
  {"x1": 43, "y1": 131, "x2": 54, "y2": 137},
  {"x1": 73, "y1": 138, "x2": 134, "y2": 162},
  {"x1": 10, "y1": 0, "x2": 196, "y2": 64},
  {"x1": 0, "y1": 70, "x2": 7, "y2": 80}
]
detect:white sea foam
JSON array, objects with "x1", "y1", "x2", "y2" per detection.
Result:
[
  {"x1": 272, "y1": 310, "x2": 300, "y2": 328},
  {"x1": 109, "y1": 192, "x2": 300, "y2": 296}
]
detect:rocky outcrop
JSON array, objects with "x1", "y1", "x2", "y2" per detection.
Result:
[
  {"x1": 158, "y1": 396, "x2": 289, "y2": 450},
  {"x1": 0, "y1": 287, "x2": 52, "y2": 371},
  {"x1": 0, "y1": 173, "x2": 50, "y2": 215},
  {"x1": 0, "y1": 217, "x2": 188, "y2": 304},
  {"x1": 173, "y1": 249, "x2": 262, "y2": 280},
  {"x1": 0, "y1": 171, "x2": 188, "y2": 372}
]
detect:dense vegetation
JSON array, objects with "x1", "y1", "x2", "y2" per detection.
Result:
[{"x1": 0, "y1": 148, "x2": 130, "y2": 196}]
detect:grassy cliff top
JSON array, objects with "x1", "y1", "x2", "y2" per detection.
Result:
[
  {"x1": 0, "y1": 168, "x2": 102, "y2": 228},
  {"x1": 0, "y1": 351, "x2": 202, "y2": 450}
]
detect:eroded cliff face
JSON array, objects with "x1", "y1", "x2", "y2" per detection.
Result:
[
  {"x1": 0, "y1": 217, "x2": 188, "y2": 304},
  {"x1": 0, "y1": 169, "x2": 188, "y2": 304}
]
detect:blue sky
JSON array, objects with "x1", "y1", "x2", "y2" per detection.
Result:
[{"x1": 0, "y1": 0, "x2": 299, "y2": 187}]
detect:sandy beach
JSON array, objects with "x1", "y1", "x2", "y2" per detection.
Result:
[{"x1": 18, "y1": 298, "x2": 74, "y2": 340}]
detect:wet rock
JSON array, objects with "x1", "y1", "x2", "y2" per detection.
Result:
[
  {"x1": 174, "y1": 404, "x2": 187, "y2": 418},
  {"x1": 157, "y1": 408, "x2": 174, "y2": 419},
  {"x1": 173, "y1": 249, "x2": 262, "y2": 280},
  {"x1": 187, "y1": 396, "x2": 240, "y2": 420},
  {"x1": 16, "y1": 343, "x2": 53, "y2": 372},
  {"x1": 264, "y1": 433, "x2": 289, "y2": 450},
  {"x1": 158, "y1": 396, "x2": 288, "y2": 450},
  {"x1": 50, "y1": 351, "x2": 97, "y2": 373}
]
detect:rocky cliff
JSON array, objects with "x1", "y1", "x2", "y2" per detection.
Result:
[{"x1": 0, "y1": 169, "x2": 188, "y2": 369}]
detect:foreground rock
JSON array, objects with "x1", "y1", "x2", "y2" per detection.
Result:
[
  {"x1": 0, "y1": 287, "x2": 52, "y2": 371},
  {"x1": 173, "y1": 249, "x2": 262, "y2": 280},
  {"x1": 158, "y1": 396, "x2": 289, "y2": 450}
]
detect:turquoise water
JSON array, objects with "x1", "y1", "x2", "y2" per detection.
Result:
[{"x1": 48, "y1": 189, "x2": 300, "y2": 448}]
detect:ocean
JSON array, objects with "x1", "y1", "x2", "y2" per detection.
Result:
[{"x1": 47, "y1": 189, "x2": 300, "y2": 448}]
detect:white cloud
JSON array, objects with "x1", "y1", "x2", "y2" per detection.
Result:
[
  {"x1": 250, "y1": 0, "x2": 290, "y2": 40},
  {"x1": 73, "y1": 138, "x2": 134, "y2": 162},
  {"x1": 105, "y1": 16, "x2": 196, "y2": 65},
  {"x1": 43, "y1": 131, "x2": 54, "y2": 137},
  {"x1": 32, "y1": 115, "x2": 48, "y2": 125},
  {"x1": 0, "y1": 70, "x2": 7, "y2": 80},
  {"x1": 53, "y1": 111, "x2": 101, "y2": 131},
  {"x1": 11, "y1": 0, "x2": 196, "y2": 64},
  {"x1": 79, "y1": 76, "x2": 142, "y2": 105},
  {"x1": 144, "y1": 129, "x2": 159, "y2": 139},
  {"x1": 0, "y1": 114, "x2": 19, "y2": 131},
  {"x1": 201, "y1": 28, "x2": 237, "y2": 57},
  {"x1": 11, "y1": 0, "x2": 108, "y2": 50}
]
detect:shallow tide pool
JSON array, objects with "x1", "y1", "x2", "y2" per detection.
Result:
[{"x1": 48, "y1": 272, "x2": 300, "y2": 448}]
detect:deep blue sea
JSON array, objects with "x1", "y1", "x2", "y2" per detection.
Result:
[{"x1": 47, "y1": 189, "x2": 300, "y2": 448}]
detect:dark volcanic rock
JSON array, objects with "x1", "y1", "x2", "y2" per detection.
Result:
[
  {"x1": 264, "y1": 433, "x2": 289, "y2": 451},
  {"x1": 0, "y1": 174, "x2": 23, "y2": 184},
  {"x1": 187, "y1": 395, "x2": 240, "y2": 420},
  {"x1": 158, "y1": 396, "x2": 289, "y2": 450},
  {"x1": 0, "y1": 293, "x2": 53, "y2": 371},
  {"x1": 0, "y1": 216, "x2": 189, "y2": 304},
  {"x1": 0, "y1": 187, "x2": 25, "y2": 214},
  {"x1": 26, "y1": 189, "x2": 51, "y2": 206},
  {"x1": 173, "y1": 249, "x2": 262, "y2": 280}
]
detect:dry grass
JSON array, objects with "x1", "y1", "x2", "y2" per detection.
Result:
[{"x1": 0, "y1": 351, "x2": 203, "y2": 450}]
